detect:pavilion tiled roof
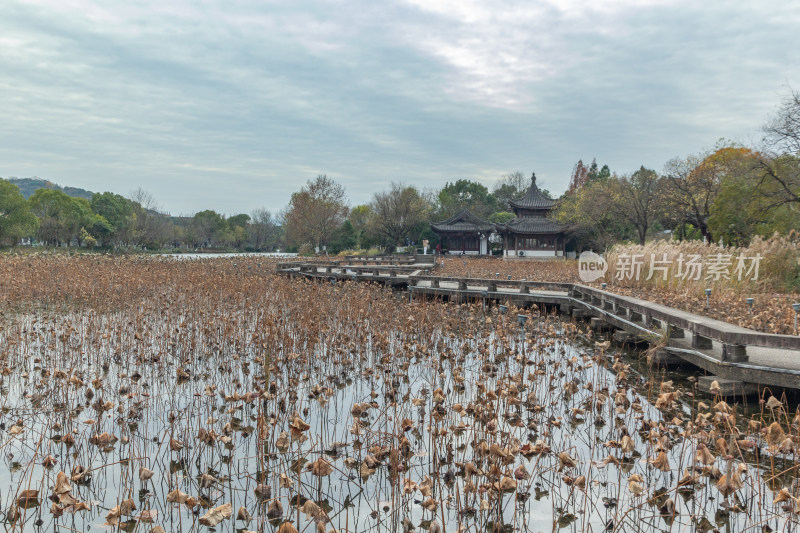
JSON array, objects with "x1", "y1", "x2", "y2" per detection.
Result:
[
  {"x1": 497, "y1": 217, "x2": 564, "y2": 234},
  {"x1": 509, "y1": 174, "x2": 555, "y2": 210},
  {"x1": 430, "y1": 209, "x2": 494, "y2": 233}
]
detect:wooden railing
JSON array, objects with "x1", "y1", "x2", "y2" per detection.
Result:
[
  {"x1": 408, "y1": 274, "x2": 572, "y2": 294},
  {"x1": 568, "y1": 284, "x2": 800, "y2": 351},
  {"x1": 277, "y1": 265, "x2": 800, "y2": 354}
]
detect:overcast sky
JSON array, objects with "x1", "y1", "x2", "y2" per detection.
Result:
[{"x1": 2, "y1": 0, "x2": 799, "y2": 215}]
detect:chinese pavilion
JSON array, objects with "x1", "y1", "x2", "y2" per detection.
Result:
[
  {"x1": 495, "y1": 173, "x2": 566, "y2": 258},
  {"x1": 430, "y1": 209, "x2": 494, "y2": 255}
]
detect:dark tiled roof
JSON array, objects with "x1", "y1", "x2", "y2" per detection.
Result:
[
  {"x1": 498, "y1": 217, "x2": 564, "y2": 234},
  {"x1": 430, "y1": 209, "x2": 494, "y2": 233},
  {"x1": 509, "y1": 175, "x2": 554, "y2": 210}
]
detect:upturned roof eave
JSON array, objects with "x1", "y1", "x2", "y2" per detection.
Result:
[
  {"x1": 495, "y1": 218, "x2": 566, "y2": 234},
  {"x1": 430, "y1": 223, "x2": 495, "y2": 233},
  {"x1": 508, "y1": 198, "x2": 554, "y2": 209},
  {"x1": 430, "y1": 209, "x2": 494, "y2": 233}
]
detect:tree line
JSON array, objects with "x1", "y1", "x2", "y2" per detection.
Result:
[
  {"x1": 555, "y1": 90, "x2": 800, "y2": 250},
  {"x1": 282, "y1": 88, "x2": 800, "y2": 254},
  {"x1": 279, "y1": 172, "x2": 555, "y2": 254},
  {"x1": 0, "y1": 184, "x2": 282, "y2": 251},
  {"x1": 2, "y1": 89, "x2": 799, "y2": 253},
  {"x1": 0, "y1": 171, "x2": 542, "y2": 253},
  {"x1": 556, "y1": 141, "x2": 800, "y2": 250}
]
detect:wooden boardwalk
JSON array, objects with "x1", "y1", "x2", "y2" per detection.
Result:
[{"x1": 277, "y1": 259, "x2": 800, "y2": 393}]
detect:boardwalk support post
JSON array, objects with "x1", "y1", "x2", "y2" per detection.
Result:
[
  {"x1": 667, "y1": 325, "x2": 684, "y2": 339},
  {"x1": 722, "y1": 344, "x2": 748, "y2": 363},
  {"x1": 691, "y1": 333, "x2": 713, "y2": 350},
  {"x1": 626, "y1": 308, "x2": 643, "y2": 322}
]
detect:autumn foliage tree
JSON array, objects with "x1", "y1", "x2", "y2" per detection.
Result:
[
  {"x1": 568, "y1": 158, "x2": 610, "y2": 192},
  {"x1": 284, "y1": 175, "x2": 348, "y2": 251},
  {"x1": 554, "y1": 177, "x2": 627, "y2": 251},
  {"x1": 556, "y1": 159, "x2": 623, "y2": 250},
  {"x1": 664, "y1": 145, "x2": 759, "y2": 243}
]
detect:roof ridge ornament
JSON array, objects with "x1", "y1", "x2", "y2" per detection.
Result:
[{"x1": 509, "y1": 172, "x2": 553, "y2": 210}]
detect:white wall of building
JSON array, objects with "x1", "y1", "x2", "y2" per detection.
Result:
[{"x1": 504, "y1": 249, "x2": 560, "y2": 257}]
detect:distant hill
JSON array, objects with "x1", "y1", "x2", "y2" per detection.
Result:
[{"x1": 6, "y1": 177, "x2": 94, "y2": 200}]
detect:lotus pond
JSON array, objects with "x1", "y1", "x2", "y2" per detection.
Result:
[{"x1": 0, "y1": 255, "x2": 798, "y2": 532}]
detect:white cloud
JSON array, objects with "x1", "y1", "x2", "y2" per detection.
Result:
[{"x1": 393, "y1": 0, "x2": 694, "y2": 108}]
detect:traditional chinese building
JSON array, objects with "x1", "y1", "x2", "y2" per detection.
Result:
[
  {"x1": 430, "y1": 209, "x2": 494, "y2": 255},
  {"x1": 496, "y1": 174, "x2": 566, "y2": 258}
]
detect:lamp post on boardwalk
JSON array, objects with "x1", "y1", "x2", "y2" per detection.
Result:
[
  {"x1": 793, "y1": 303, "x2": 800, "y2": 334},
  {"x1": 746, "y1": 298, "x2": 754, "y2": 313},
  {"x1": 518, "y1": 314, "x2": 528, "y2": 385},
  {"x1": 705, "y1": 288, "x2": 712, "y2": 310},
  {"x1": 498, "y1": 303, "x2": 508, "y2": 329}
]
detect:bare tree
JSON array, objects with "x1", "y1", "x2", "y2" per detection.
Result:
[
  {"x1": 127, "y1": 188, "x2": 172, "y2": 247},
  {"x1": 758, "y1": 89, "x2": 800, "y2": 208},
  {"x1": 663, "y1": 153, "x2": 717, "y2": 242},
  {"x1": 606, "y1": 167, "x2": 663, "y2": 245},
  {"x1": 249, "y1": 207, "x2": 279, "y2": 251},
  {"x1": 129, "y1": 188, "x2": 161, "y2": 212},
  {"x1": 368, "y1": 182, "x2": 430, "y2": 246},
  {"x1": 764, "y1": 89, "x2": 800, "y2": 155},
  {"x1": 492, "y1": 171, "x2": 527, "y2": 210},
  {"x1": 497, "y1": 171, "x2": 527, "y2": 190}
]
